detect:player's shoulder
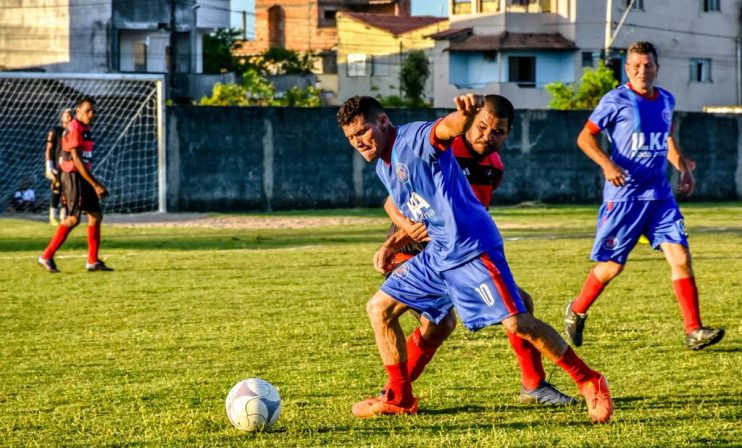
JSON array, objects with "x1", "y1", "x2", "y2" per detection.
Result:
[
  {"x1": 655, "y1": 86, "x2": 675, "y2": 103},
  {"x1": 483, "y1": 151, "x2": 504, "y2": 171}
]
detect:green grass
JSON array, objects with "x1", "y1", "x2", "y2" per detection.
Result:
[{"x1": 0, "y1": 204, "x2": 740, "y2": 447}]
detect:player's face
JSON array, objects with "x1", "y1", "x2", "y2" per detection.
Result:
[
  {"x1": 77, "y1": 102, "x2": 96, "y2": 126},
  {"x1": 625, "y1": 52, "x2": 658, "y2": 93},
  {"x1": 342, "y1": 114, "x2": 390, "y2": 162},
  {"x1": 61, "y1": 111, "x2": 72, "y2": 127},
  {"x1": 466, "y1": 110, "x2": 510, "y2": 156}
]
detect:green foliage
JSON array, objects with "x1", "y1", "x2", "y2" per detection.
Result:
[
  {"x1": 546, "y1": 61, "x2": 619, "y2": 110},
  {"x1": 241, "y1": 68, "x2": 278, "y2": 106},
  {"x1": 198, "y1": 82, "x2": 249, "y2": 106},
  {"x1": 377, "y1": 94, "x2": 430, "y2": 109},
  {"x1": 400, "y1": 51, "x2": 431, "y2": 107},
  {"x1": 0, "y1": 204, "x2": 740, "y2": 446},
  {"x1": 250, "y1": 47, "x2": 317, "y2": 75},
  {"x1": 283, "y1": 86, "x2": 322, "y2": 107},
  {"x1": 202, "y1": 28, "x2": 243, "y2": 75}
]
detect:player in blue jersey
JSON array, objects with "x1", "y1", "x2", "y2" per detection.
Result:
[
  {"x1": 337, "y1": 95, "x2": 613, "y2": 423},
  {"x1": 565, "y1": 41, "x2": 724, "y2": 351},
  {"x1": 376, "y1": 95, "x2": 576, "y2": 407}
]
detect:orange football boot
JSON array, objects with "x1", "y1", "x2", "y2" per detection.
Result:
[
  {"x1": 352, "y1": 396, "x2": 419, "y2": 418},
  {"x1": 579, "y1": 374, "x2": 613, "y2": 423}
]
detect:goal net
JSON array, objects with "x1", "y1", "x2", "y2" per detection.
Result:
[{"x1": 0, "y1": 73, "x2": 166, "y2": 215}]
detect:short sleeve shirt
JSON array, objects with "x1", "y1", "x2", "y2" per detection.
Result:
[
  {"x1": 60, "y1": 119, "x2": 93, "y2": 173},
  {"x1": 587, "y1": 83, "x2": 674, "y2": 202},
  {"x1": 376, "y1": 121, "x2": 503, "y2": 272}
]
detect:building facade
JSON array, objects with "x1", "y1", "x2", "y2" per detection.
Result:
[
  {"x1": 0, "y1": 0, "x2": 230, "y2": 99},
  {"x1": 336, "y1": 12, "x2": 447, "y2": 103},
  {"x1": 432, "y1": 0, "x2": 742, "y2": 110}
]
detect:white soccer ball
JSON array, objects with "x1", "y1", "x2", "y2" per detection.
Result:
[{"x1": 225, "y1": 378, "x2": 282, "y2": 432}]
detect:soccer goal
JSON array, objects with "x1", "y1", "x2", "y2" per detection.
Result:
[{"x1": 0, "y1": 73, "x2": 166, "y2": 214}]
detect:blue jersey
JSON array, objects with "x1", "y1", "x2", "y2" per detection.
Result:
[
  {"x1": 587, "y1": 83, "x2": 675, "y2": 202},
  {"x1": 376, "y1": 120, "x2": 503, "y2": 271}
]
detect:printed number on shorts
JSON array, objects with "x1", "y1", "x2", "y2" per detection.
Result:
[{"x1": 474, "y1": 283, "x2": 495, "y2": 306}]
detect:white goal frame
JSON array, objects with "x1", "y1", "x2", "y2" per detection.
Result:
[{"x1": 0, "y1": 72, "x2": 167, "y2": 213}]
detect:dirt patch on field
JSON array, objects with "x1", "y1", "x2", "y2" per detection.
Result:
[{"x1": 106, "y1": 213, "x2": 387, "y2": 229}]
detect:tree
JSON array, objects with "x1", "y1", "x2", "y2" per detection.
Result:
[
  {"x1": 198, "y1": 82, "x2": 249, "y2": 106},
  {"x1": 202, "y1": 28, "x2": 243, "y2": 75},
  {"x1": 545, "y1": 61, "x2": 618, "y2": 110},
  {"x1": 399, "y1": 51, "x2": 430, "y2": 107}
]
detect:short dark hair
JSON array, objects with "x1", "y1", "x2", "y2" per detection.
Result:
[
  {"x1": 483, "y1": 94, "x2": 515, "y2": 131},
  {"x1": 337, "y1": 96, "x2": 384, "y2": 127},
  {"x1": 627, "y1": 41, "x2": 658, "y2": 63},
  {"x1": 75, "y1": 97, "x2": 96, "y2": 109}
]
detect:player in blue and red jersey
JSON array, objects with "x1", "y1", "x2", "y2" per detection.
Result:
[
  {"x1": 38, "y1": 97, "x2": 113, "y2": 273},
  {"x1": 337, "y1": 95, "x2": 613, "y2": 423},
  {"x1": 565, "y1": 41, "x2": 723, "y2": 350},
  {"x1": 378, "y1": 95, "x2": 575, "y2": 407}
]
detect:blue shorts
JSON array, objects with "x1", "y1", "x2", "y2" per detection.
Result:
[
  {"x1": 591, "y1": 197, "x2": 688, "y2": 264},
  {"x1": 380, "y1": 246, "x2": 527, "y2": 332}
]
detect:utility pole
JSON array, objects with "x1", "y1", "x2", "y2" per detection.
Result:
[
  {"x1": 169, "y1": 0, "x2": 177, "y2": 98},
  {"x1": 399, "y1": 40, "x2": 403, "y2": 98},
  {"x1": 190, "y1": 3, "x2": 200, "y2": 100},
  {"x1": 242, "y1": 11, "x2": 247, "y2": 41},
  {"x1": 604, "y1": 0, "x2": 613, "y2": 62}
]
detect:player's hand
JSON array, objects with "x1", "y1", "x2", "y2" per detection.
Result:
[
  {"x1": 602, "y1": 162, "x2": 627, "y2": 187},
  {"x1": 453, "y1": 94, "x2": 483, "y2": 117},
  {"x1": 401, "y1": 220, "x2": 430, "y2": 243},
  {"x1": 677, "y1": 168, "x2": 695, "y2": 197},
  {"x1": 373, "y1": 244, "x2": 397, "y2": 274},
  {"x1": 94, "y1": 184, "x2": 108, "y2": 199}
]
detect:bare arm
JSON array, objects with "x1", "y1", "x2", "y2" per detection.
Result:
[
  {"x1": 70, "y1": 148, "x2": 108, "y2": 198},
  {"x1": 433, "y1": 94, "x2": 483, "y2": 143},
  {"x1": 373, "y1": 228, "x2": 413, "y2": 274},
  {"x1": 577, "y1": 126, "x2": 627, "y2": 187},
  {"x1": 44, "y1": 131, "x2": 58, "y2": 181},
  {"x1": 383, "y1": 197, "x2": 430, "y2": 243},
  {"x1": 667, "y1": 135, "x2": 695, "y2": 196}
]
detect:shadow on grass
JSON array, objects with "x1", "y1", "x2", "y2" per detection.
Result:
[{"x1": 0, "y1": 229, "x2": 387, "y2": 253}]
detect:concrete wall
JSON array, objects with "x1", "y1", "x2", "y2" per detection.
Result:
[{"x1": 166, "y1": 106, "x2": 740, "y2": 212}]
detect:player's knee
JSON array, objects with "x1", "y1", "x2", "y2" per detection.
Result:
[
  {"x1": 63, "y1": 216, "x2": 79, "y2": 227},
  {"x1": 430, "y1": 311, "x2": 456, "y2": 339},
  {"x1": 595, "y1": 262, "x2": 623, "y2": 282},
  {"x1": 366, "y1": 294, "x2": 396, "y2": 326},
  {"x1": 502, "y1": 313, "x2": 536, "y2": 337}
]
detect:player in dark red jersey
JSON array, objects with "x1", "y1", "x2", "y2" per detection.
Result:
[
  {"x1": 377, "y1": 95, "x2": 575, "y2": 407},
  {"x1": 38, "y1": 97, "x2": 113, "y2": 273},
  {"x1": 44, "y1": 108, "x2": 72, "y2": 225}
]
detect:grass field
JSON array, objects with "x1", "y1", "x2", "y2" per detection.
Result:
[{"x1": 0, "y1": 204, "x2": 739, "y2": 447}]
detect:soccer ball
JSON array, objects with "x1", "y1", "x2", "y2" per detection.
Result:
[{"x1": 225, "y1": 378, "x2": 282, "y2": 432}]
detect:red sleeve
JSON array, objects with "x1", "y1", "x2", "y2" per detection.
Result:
[
  {"x1": 585, "y1": 120, "x2": 602, "y2": 135},
  {"x1": 428, "y1": 119, "x2": 450, "y2": 151},
  {"x1": 62, "y1": 121, "x2": 83, "y2": 152}
]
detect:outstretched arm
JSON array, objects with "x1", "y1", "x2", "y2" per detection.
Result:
[
  {"x1": 667, "y1": 136, "x2": 695, "y2": 196},
  {"x1": 577, "y1": 126, "x2": 627, "y2": 187},
  {"x1": 433, "y1": 94, "x2": 484, "y2": 143}
]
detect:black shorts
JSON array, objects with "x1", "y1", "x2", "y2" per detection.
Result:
[{"x1": 60, "y1": 171, "x2": 100, "y2": 218}]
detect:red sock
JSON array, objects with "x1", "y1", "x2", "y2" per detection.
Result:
[
  {"x1": 406, "y1": 327, "x2": 442, "y2": 382},
  {"x1": 87, "y1": 224, "x2": 101, "y2": 264},
  {"x1": 673, "y1": 277, "x2": 702, "y2": 334},
  {"x1": 572, "y1": 271, "x2": 606, "y2": 314},
  {"x1": 384, "y1": 362, "x2": 413, "y2": 407},
  {"x1": 556, "y1": 347, "x2": 599, "y2": 385},
  {"x1": 507, "y1": 332, "x2": 545, "y2": 390},
  {"x1": 42, "y1": 225, "x2": 73, "y2": 260}
]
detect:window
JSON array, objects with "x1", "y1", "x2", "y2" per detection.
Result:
[
  {"x1": 372, "y1": 55, "x2": 389, "y2": 77},
  {"x1": 481, "y1": 0, "x2": 499, "y2": 13},
  {"x1": 320, "y1": 8, "x2": 337, "y2": 27},
  {"x1": 626, "y1": 0, "x2": 644, "y2": 9},
  {"x1": 347, "y1": 54, "x2": 367, "y2": 77},
  {"x1": 452, "y1": 0, "x2": 472, "y2": 15},
  {"x1": 508, "y1": 56, "x2": 536, "y2": 87},
  {"x1": 581, "y1": 51, "x2": 594, "y2": 67},
  {"x1": 322, "y1": 50, "x2": 337, "y2": 74},
  {"x1": 134, "y1": 42, "x2": 147, "y2": 72},
  {"x1": 690, "y1": 58, "x2": 712, "y2": 82},
  {"x1": 702, "y1": 0, "x2": 720, "y2": 11},
  {"x1": 483, "y1": 51, "x2": 496, "y2": 62}
]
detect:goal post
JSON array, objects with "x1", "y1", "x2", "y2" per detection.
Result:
[{"x1": 0, "y1": 72, "x2": 167, "y2": 214}]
